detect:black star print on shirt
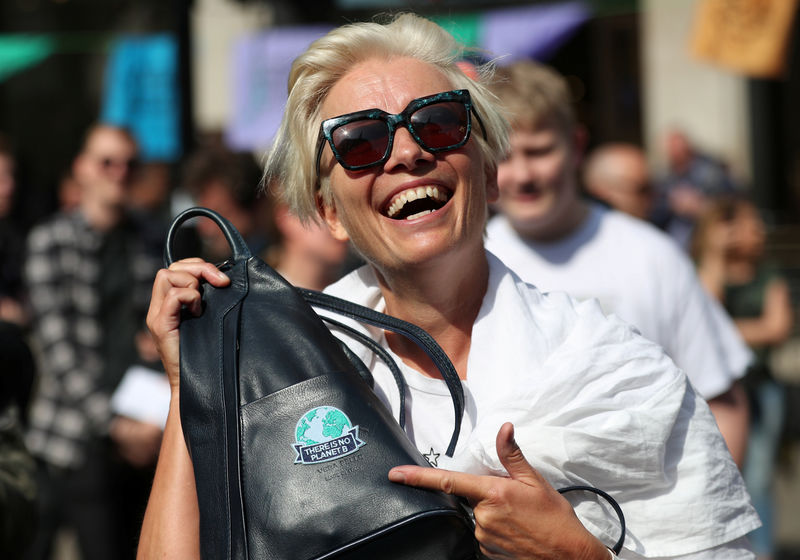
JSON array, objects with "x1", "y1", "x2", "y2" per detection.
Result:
[{"x1": 422, "y1": 447, "x2": 440, "y2": 467}]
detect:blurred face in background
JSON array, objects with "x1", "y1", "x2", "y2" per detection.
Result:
[
  {"x1": 605, "y1": 171, "x2": 653, "y2": 221},
  {"x1": 73, "y1": 126, "x2": 139, "y2": 211},
  {"x1": 665, "y1": 130, "x2": 692, "y2": 173},
  {"x1": 0, "y1": 153, "x2": 14, "y2": 217},
  {"x1": 585, "y1": 145, "x2": 654, "y2": 220},
  {"x1": 276, "y1": 204, "x2": 349, "y2": 268},
  {"x1": 494, "y1": 121, "x2": 582, "y2": 239},
  {"x1": 195, "y1": 179, "x2": 255, "y2": 262},
  {"x1": 729, "y1": 203, "x2": 766, "y2": 261}
]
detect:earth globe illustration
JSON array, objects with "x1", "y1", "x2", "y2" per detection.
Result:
[{"x1": 295, "y1": 406, "x2": 353, "y2": 446}]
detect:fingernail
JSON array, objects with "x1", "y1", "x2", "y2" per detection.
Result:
[
  {"x1": 388, "y1": 468, "x2": 406, "y2": 483},
  {"x1": 216, "y1": 270, "x2": 228, "y2": 280}
]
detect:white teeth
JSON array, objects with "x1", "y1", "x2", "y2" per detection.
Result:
[
  {"x1": 386, "y1": 186, "x2": 449, "y2": 218},
  {"x1": 406, "y1": 210, "x2": 432, "y2": 220}
]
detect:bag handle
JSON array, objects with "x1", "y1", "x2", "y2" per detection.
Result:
[
  {"x1": 164, "y1": 206, "x2": 252, "y2": 267},
  {"x1": 166, "y1": 206, "x2": 465, "y2": 457},
  {"x1": 558, "y1": 486, "x2": 626, "y2": 554}
]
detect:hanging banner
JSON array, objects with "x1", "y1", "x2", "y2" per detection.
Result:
[
  {"x1": 225, "y1": 26, "x2": 332, "y2": 151},
  {"x1": 101, "y1": 34, "x2": 181, "y2": 161},
  {"x1": 0, "y1": 35, "x2": 55, "y2": 82},
  {"x1": 691, "y1": 0, "x2": 799, "y2": 78},
  {"x1": 225, "y1": 3, "x2": 591, "y2": 150},
  {"x1": 481, "y1": 1, "x2": 591, "y2": 64}
]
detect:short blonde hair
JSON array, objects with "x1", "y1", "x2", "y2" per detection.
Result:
[
  {"x1": 263, "y1": 12, "x2": 509, "y2": 221},
  {"x1": 489, "y1": 60, "x2": 576, "y2": 134}
]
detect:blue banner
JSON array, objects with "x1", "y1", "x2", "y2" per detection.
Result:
[{"x1": 101, "y1": 34, "x2": 181, "y2": 161}]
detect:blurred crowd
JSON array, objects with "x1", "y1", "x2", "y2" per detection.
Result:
[
  {"x1": 0, "y1": 57, "x2": 797, "y2": 560},
  {"x1": 0, "y1": 125, "x2": 354, "y2": 559}
]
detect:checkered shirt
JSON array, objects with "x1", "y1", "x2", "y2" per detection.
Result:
[{"x1": 23, "y1": 210, "x2": 162, "y2": 469}]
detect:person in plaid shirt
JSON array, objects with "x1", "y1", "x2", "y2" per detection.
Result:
[{"x1": 23, "y1": 124, "x2": 163, "y2": 559}]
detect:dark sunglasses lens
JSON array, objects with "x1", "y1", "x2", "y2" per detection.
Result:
[
  {"x1": 411, "y1": 101, "x2": 469, "y2": 149},
  {"x1": 332, "y1": 119, "x2": 390, "y2": 168},
  {"x1": 101, "y1": 157, "x2": 140, "y2": 170}
]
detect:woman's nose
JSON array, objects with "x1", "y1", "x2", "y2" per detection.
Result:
[{"x1": 382, "y1": 126, "x2": 435, "y2": 172}]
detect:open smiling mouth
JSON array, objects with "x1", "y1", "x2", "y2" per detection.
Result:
[{"x1": 385, "y1": 186, "x2": 451, "y2": 220}]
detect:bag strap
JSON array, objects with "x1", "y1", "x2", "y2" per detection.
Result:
[
  {"x1": 319, "y1": 315, "x2": 407, "y2": 430},
  {"x1": 165, "y1": 206, "x2": 252, "y2": 266},
  {"x1": 298, "y1": 288, "x2": 464, "y2": 458},
  {"x1": 165, "y1": 207, "x2": 464, "y2": 457}
]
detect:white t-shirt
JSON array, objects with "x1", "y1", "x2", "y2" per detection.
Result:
[
  {"x1": 321, "y1": 255, "x2": 759, "y2": 559},
  {"x1": 485, "y1": 204, "x2": 751, "y2": 399}
]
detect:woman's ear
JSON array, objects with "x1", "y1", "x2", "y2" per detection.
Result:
[{"x1": 317, "y1": 193, "x2": 350, "y2": 242}]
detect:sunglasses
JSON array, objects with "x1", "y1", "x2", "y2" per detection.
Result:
[
  {"x1": 96, "y1": 156, "x2": 140, "y2": 172},
  {"x1": 315, "y1": 89, "x2": 486, "y2": 176}
]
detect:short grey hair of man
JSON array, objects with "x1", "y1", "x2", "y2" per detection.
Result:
[{"x1": 262, "y1": 12, "x2": 510, "y2": 222}]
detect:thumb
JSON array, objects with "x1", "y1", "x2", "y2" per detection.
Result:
[{"x1": 496, "y1": 422, "x2": 543, "y2": 486}]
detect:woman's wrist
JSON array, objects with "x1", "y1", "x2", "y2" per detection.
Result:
[{"x1": 579, "y1": 533, "x2": 616, "y2": 560}]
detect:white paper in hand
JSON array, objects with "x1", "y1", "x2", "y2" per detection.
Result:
[{"x1": 110, "y1": 365, "x2": 171, "y2": 428}]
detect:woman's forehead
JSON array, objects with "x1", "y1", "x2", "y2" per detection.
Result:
[{"x1": 322, "y1": 57, "x2": 454, "y2": 118}]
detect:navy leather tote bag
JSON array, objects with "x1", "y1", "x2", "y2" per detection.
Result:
[{"x1": 165, "y1": 207, "x2": 478, "y2": 560}]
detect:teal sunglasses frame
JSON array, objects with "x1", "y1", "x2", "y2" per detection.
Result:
[{"x1": 315, "y1": 89, "x2": 487, "y2": 176}]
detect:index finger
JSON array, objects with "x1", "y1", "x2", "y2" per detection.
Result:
[
  {"x1": 151, "y1": 259, "x2": 230, "y2": 300},
  {"x1": 388, "y1": 465, "x2": 493, "y2": 502}
]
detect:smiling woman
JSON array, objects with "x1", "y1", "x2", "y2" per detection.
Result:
[
  {"x1": 264, "y1": 16, "x2": 508, "y2": 224},
  {"x1": 313, "y1": 87, "x2": 481, "y2": 224},
  {"x1": 304, "y1": 54, "x2": 499, "y2": 283},
  {"x1": 140, "y1": 12, "x2": 760, "y2": 560}
]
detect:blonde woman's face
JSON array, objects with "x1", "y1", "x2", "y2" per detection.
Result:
[{"x1": 317, "y1": 57, "x2": 496, "y2": 273}]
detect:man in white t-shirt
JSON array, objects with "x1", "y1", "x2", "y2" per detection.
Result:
[
  {"x1": 485, "y1": 61, "x2": 751, "y2": 466},
  {"x1": 322, "y1": 252, "x2": 759, "y2": 559}
]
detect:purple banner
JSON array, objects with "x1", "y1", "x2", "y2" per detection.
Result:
[
  {"x1": 225, "y1": 25, "x2": 332, "y2": 151},
  {"x1": 483, "y1": 1, "x2": 591, "y2": 64}
]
